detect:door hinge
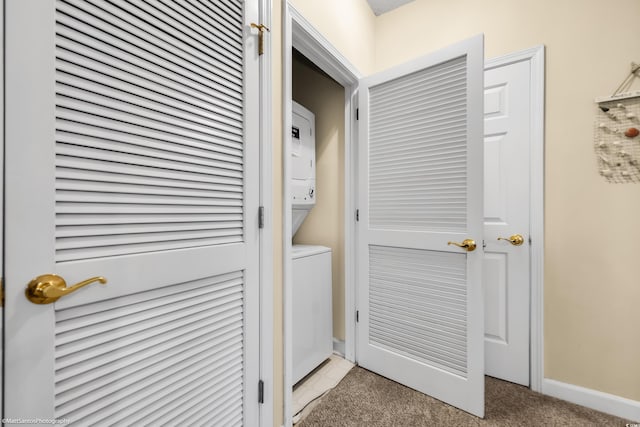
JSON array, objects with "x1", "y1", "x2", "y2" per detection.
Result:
[
  {"x1": 258, "y1": 206, "x2": 265, "y2": 229},
  {"x1": 356, "y1": 310, "x2": 359, "y2": 323},
  {"x1": 258, "y1": 379, "x2": 264, "y2": 404},
  {"x1": 529, "y1": 236, "x2": 532, "y2": 245},
  {"x1": 356, "y1": 209, "x2": 359, "y2": 222},
  {"x1": 356, "y1": 108, "x2": 359, "y2": 120}
]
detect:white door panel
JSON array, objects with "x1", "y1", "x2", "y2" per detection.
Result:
[
  {"x1": 5, "y1": 1, "x2": 260, "y2": 425},
  {"x1": 483, "y1": 60, "x2": 531, "y2": 386},
  {"x1": 358, "y1": 35, "x2": 485, "y2": 417}
]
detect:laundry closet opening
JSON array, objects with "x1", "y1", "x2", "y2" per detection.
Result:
[{"x1": 289, "y1": 48, "x2": 353, "y2": 421}]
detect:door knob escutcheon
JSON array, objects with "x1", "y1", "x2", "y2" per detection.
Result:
[
  {"x1": 25, "y1": 274, "x2": 107, "y2": 304},
  {"x1": 447, "y1": 239, "x2": 477, "y2": 252},
  {"x1": 497, "y1": 234, "x2": 524, "y2": 246}
]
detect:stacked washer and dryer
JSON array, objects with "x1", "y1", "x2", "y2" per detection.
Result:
[{"x1": 291, "y1": 101, "x2": 333, "y2": 385}]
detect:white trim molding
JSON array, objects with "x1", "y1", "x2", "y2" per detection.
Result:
[
  {"x1": 485, "y1": 45, "x2": 545, "y2": 393},
  {"x1": 258, "y1": 0, "x2": 274, "y2": 426},
  {"x1": 288, "y1": 6, "x2": 362, "y2": 86},
  {"x1": 543, "y1": 379, "x2": 640, "y2": 422},
  {"x1": 282, "y1": 4, "x2": 294, "y2": 426},
  {"x1": 332, "y1": 338, "x2": 346, "y2": 357}
]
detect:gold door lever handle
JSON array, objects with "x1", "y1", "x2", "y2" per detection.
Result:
[
  {"x1": 26, "y1": 274, "x2": 107, "y2": 304},
  {"x1": 447, "y1": 239, "x2": 477, "y2": 252},
  {"x1": 497, "y1": 234, "x2": 525, "y2": 246}
]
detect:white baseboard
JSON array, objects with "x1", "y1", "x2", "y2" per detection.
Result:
[
  {"x1": 333, "y1": 338, "x2": 345, "y2": 357},
  {"x1": 542, "y1": 379, "x2": 640, "y2": 422}
]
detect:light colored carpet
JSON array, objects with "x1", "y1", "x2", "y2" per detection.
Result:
[
  {"x1": 298, "y1": 367, "x2": 634, "y2": 426},
  {"x1": 293, "y1": 355, "x2": 355, "y2": 424}
]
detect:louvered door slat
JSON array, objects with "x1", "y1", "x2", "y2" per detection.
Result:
[
  {"x1": 56, "y1": 70, "x2": 243, "y2": 135},
  {"x1": 55, "y1": 34, "x2": 243, "y2": 118},
  {"x1": 184, "y1": 390, "x2": 244, "y2": 427},
  {"x1": 57, "y1": 180, "x2": 242, "y2": 200},
  {"x1": 57, "y1": 159, "x2": 243, "y2": 187},
  {"x1": 58, "y1": 0, "x2": 243, "y2": 86},
  {"x1": 55, "y1": 272, "x2": 245, "y2": 424},
  {"x1": 56, "y1": 213, "x2": 242, "y2": 226},
  {"x1": 124, "y1": 0, "x2": 243, "y2": 65},
  {"x1": 57, "y1": 271, "x2": 241, "y2": 321},
  {"x1": 61, "y1": 356, "x2": 243, "y2": 424},
  {"x1": 56, "y1": 144, "x2": 243, "y2": 176},
  {"x1": 56, "y1": 331, "x2": 242, "y2": 412},
  {"x1": 57, "y1": 318, "x2": 241, "y2": 394},
  {"x1": 55, "y1": 65, "x2": 242, "y2": 134},
  {"x1": 56, "y1": 280, "x2": 242, "y2": 346},
  {"x1": 56, "y1": 125, "x2": 243, "y2": 161},
  {"x1": 161, "y1": 377, "x2": 242, "y2": 426},
  {"x1": 369, "y1": 246, "x2": 468, "y2": 377},
  {"x1": 57, "y1": 169, "x2": 242, "y2": 192},
  {"x1": 57, "y1": 96, "x2": 243, "y2": 145},
  {"x1": 122, "y1": 360, "x2": 241, "y2": 426},
  {"x1": 187, "y1": 0, "x2": 243, "y2": 38},
  {"x1": 56, "y1": 299, "x2": 241, "y2": 371},
  {"x1": 56, "y1": 203, "x2": 242, "y2": 215},
  {"x1": 129, "y1": 0, "x2": 243, "y2": 60},
  {"x1": 55, "y1": 13, "x2": 242, "y2": 106},
  {"x1": 369, "y1": 58, "x2": 468, "y2": 230},
  {"x1": 55, "y1": 0, "x2": 247, "y2": 266},
  {"x1": 368, "y1": 61, "x2": 465, "y2": 98}
]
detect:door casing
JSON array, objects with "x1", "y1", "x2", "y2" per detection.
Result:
[
  {"x1": 484, "y1": 46, "x2": 545, "y2": 392},
  {"x1": 282, "y1": 2, "x2": 361, "y2": 426}
]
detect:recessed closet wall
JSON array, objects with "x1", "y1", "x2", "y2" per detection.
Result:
[{"x1": 291, "y1": 51, "x2": 346, "y2": 342}]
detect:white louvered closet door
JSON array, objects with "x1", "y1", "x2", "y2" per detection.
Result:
[
  {"x1": 5, "y1": 1, "x2": 260, "y2": 425},
  {"x1": 357, "y1": 35, "x2": 485, "y2": 417}
]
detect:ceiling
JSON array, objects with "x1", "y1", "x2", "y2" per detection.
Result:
[{"x1": 366, "y1": 0, "x2": 415, "y2": 16}]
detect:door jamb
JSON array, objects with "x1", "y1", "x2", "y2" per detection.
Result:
[
  {"x1": 258, "y1": 0, "x2": 274, "y2": 425},
  {"x1": 0, "y1": 0, "x2": 4, "y2": 416},
  {"x1": 283, "y1": 3, "x2": 361, "y2": 426},
  {"x1": 485, "y1": 45, "x2": 545, "y2": 392}
]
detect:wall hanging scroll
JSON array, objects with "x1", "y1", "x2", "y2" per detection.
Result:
[{"x1": 594, "y1": 63, "x2": 640, "y2": 183}]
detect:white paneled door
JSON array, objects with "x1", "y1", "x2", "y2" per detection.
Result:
[
  {"x1": 5, "y1": 1, "x2": 260, "y2": 425},
  {"x1": 357, "y1": 35, "x2": 485, "y2": 417},
  {"x1": 483, "y1": 59, "x2": 531, "y2": 386}
]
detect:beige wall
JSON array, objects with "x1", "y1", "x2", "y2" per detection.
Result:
[
  {"x1": 271, "y1": 2, "x2": 375, "y2": 425},
  {"x1": 292, "y1": 55, "x2": 346, "y2": 341},
  {"x1": 375, "y1": 0, "x2": 640, "y2": 402},
  {"x1": 289, "y1": 0, "x2": 376, "y2": 74}
]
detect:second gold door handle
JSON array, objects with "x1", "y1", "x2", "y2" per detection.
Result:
[
  {"x1": 497, "y1": 234, "x2": 525, "y2": 246},
  {"x1": 447, "y1": 239, "x2": 477, "y2": 252}
]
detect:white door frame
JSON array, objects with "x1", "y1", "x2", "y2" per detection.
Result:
[
  {"x1": 485, "y1": 45, "x2": 545, "y2": 392},
  {"x1": 282, "y1": 3, "x2": 361, "y2": 426},
  {"x1": 258, "y1": 0, "x2": 274, "y2": 425},
  {"x1": 0, "y1": 0, "x2": 4, "y2": 413}
]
